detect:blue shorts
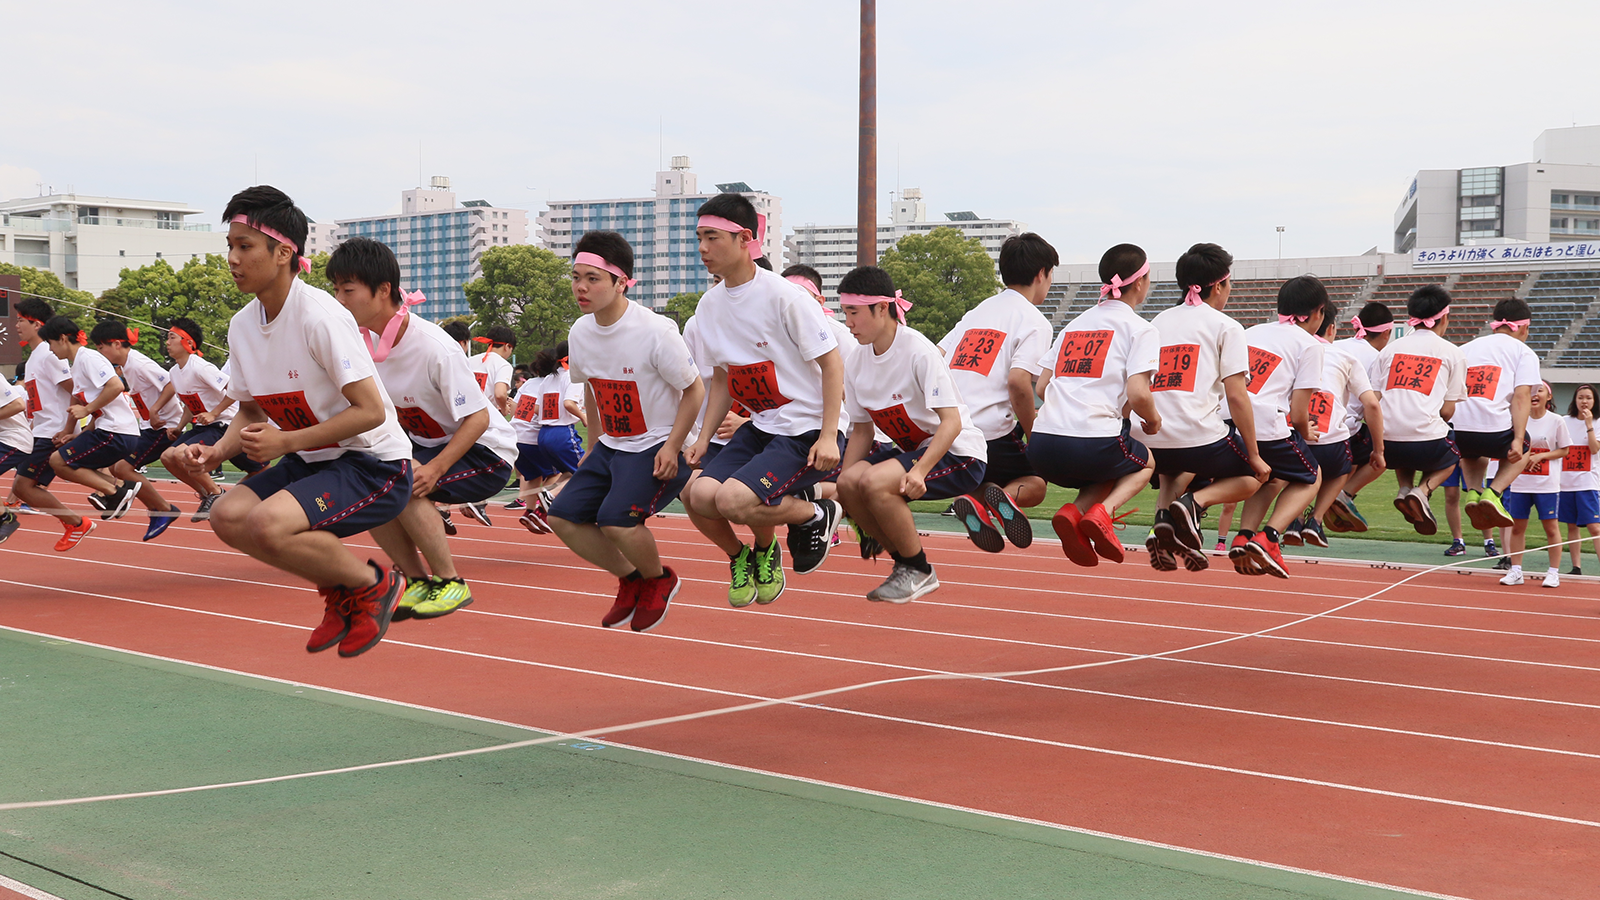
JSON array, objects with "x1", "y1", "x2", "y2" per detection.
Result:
[
  {"x1": 414, "y1": 442, "x2": 513, "y2": 505},
  {"x1": 58, "y1": 429, "x2": 137, "y2": 471},
  {"x1": 128, "y1": 427, "x2": 175, "y2": 468},
  {"x1": 514, "y1": 424, "x2": 584, "y2": 480},
  {"x1": 1350, "y1": 423, "x2": 1374, "y2": 468},
  {"x1": 174, "y1": 422, "x2": 269, "y2": 474},
  {"x1": 861, "y1": 445, "x2": 986, "y2": 502},
  {"x1": 0, "y1": 441, "x2": 30, "y2": 477},
  {"x1": 697, "y1": 440, "x2": 727, "y2": 469},
  {"x1": 1028, "y1": 426, "x2": 1150, "y2": 489},
  {"x1": 1441, "y1": 464, "x2": 1465, "y2": 489},
  {"x1": 241, "y1": 452, "x2": 413, "y2": 539},
  {"x1": 1148, "y1": 423, "x2": 1256, "y2": 480},
  {"x1": 983, "y1": 425, "x2": 1037, "y2": 487},
  {"x1": 548, "y1": 440, "x2": 690, "y2": 529},
  {"x1": 1257, "y1": 433, "x2": 1319, "y2": 485},
  {"x1": 700, "y1": 424, "x2": 846, "y2": 507},
  {"x1": 16, "y1": 438, "x2": 59, "y2": 486},
  {"x1": 1310, "y1": 440, "x2": 1353, "y2": 480},
  {"x1": 1558, "y1": 490, "x2": 1600, "y2": 526},
  {"x1": 1385, "y1": 436, "x2": 1460, "y2": 474},
  {"x1": 1504, "y1": 489, "x2": 1560, "y2": 522}
]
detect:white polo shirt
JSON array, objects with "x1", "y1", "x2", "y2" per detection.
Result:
[
  {"x1": 1034, "y1": 300, "x2": 1160, "y2": 439},
  {"x1": 1373, "y1": 328, "x2": 1468, "y2": 443},
  {"x1": 1241, "y1": 321, "x2": 1325, "y2": 442},
  {"x1": 1450, "y1": 332, "x2": 1543, "y2": 434},
  {"x1": 69, "y1": 346, "x2": 140, "y2": 437},
  {"x1": 568, "y1": 300, "x2": 700, "y2": 453},
  {"x1": 170, "y1": 354, "x2": 235, "y2": 427},
  {"x1": 936, "y1": 289, "x2": 1053, "y2": 440},
  {"x1": 844, "y1": 323, "x2": 986, "y2": 461},
  {"x1": 374, "y1": 314, "x2": 516, "y2": 466},
  {"x1": 1134, "y1": 302, "x2": 1250, "y2": 449}
]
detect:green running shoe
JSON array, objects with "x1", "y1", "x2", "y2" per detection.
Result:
[
  {"x1": 412, "y1": 577, "x2": 473, "y2": 618},
  {"x1": 754, "y1": 540, "x2": 786, "y2": 605},
  {"x1": 399, "y1": 576, "x2": 437, "y2": 610},
  {"x1": 728, "y1": 545, "x2": 757, "y2": 608},
  {"x1": 1477, "y1": 488, "x2": 1515, "y2": 529}
]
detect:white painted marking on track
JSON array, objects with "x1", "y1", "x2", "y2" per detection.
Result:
[{"x1": 0, "y1": 873, "x2": 68, "y2": 900}]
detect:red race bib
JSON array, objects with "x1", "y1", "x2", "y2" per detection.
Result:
[
  {"x1": 23, "y1": 380, "x2": 40, "y2": 418},
  {"x1": 1385, "y1": 354, "x2": 1441, "y2": 394},
  {"x1": 727, "y1": 360, "x2": 791, "y2": 413},
  {"x1": 1527, "y1": 454, "x2": 1550, "y2": 477},
  {"x1": 72, "y1": 391, "x2": 102, "y2": 421},
  {"x1": 869, "y1": 403, "x2": 933, "y2": 451},
  {"x1": 1151, "y1": 344, "x2": 1199, "y2": 392},
  {"x1": 949, "y1": 328, "x2": 1006, "y2": 377},
  {"x1": 473, "y1": 372, "x2": 489, "y2": 392},
  {"x1": 513, "y1": 394, "x2": 539, "y2": 422},
  {"x1": 178, "y1": 392, "x2": 208, "y2": 415},
  {"x1": 1054, "y1": 330, "x2": 1114, "y2": 379},
  {"x1": 1308, "y1": 390, "x2": 1336, "y2": 434},
  {"x1": 590, "y1": 378, "x2": 646, "y2": 437},
  {"x1": 130, "y1": 392, "x2": 151, "y2": 421},
  {"x1": 1567, "y1": 444, "x2": 1592, "y2": 473},
  {"x1": 395, "y1": 405, "x2": 446, "y2": 440},
  {"x1": 1245, "y1": 347, "x2": 1283, "y2": 395},
  {"x1": 255, "y1": 390, "x2": 322, "y2": 431},
  {"x1": 541, "y1": 392, "x2": 561, "y2": 421},
  {"x1": 1464, "y1": 365, "x2": 1502, "y2": 400}
]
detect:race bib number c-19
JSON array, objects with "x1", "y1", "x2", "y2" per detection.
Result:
[
  {"x1": 1151, "y1": 344, "x2": 1199, "y2": 392},
  {"x1": 590, "y1": 378, "x2": 646, "y2": 438},
  {"x1": 869, "y1": 403, "x2": 933, "y2": 451},
  {"x1": 513, "y1": 394, "x2": 539, "y2": 422},
  {"x1": 1385, "y1": 354, "x2": 1441, "y2": 394},
  {"x1": 949, "y1": 328, "x2": 1006, "y2": 377},
  {"x1": 1054, "y1": 330, "x2": 1113, "y2": 379},
  {"x1": 395, "y1": 405, "x2": 446, "y2": 440},
  {"x1": 1245, "y1": 347, "x2": 1283, "y2": 395},
  {"x1": 727, "y1": 360, "x2": 791, "y2": 413},
  {"x1": 1464, "y1": 365, "x2": 1502, "y2": 400}
]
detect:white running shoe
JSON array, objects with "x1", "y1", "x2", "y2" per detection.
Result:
[
  {"x1": 1500, "y1": 567, "x2": 1524, "y2": 586},
  {"x1": 1543, "y1": 569, "x2": 1561, "y2": 589}
]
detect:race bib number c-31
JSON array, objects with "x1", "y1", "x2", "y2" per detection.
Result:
[
  {"x1": 590, "y1": 378, "x2": 646, "y2": 438},
  {"x1": 1566, "y1": 444, "x2": 1592, "y2": 473},
  {"x1": 1151, "y1": 344, "x2": 1199, "y2": 392},
  {"x1": 949, "y1": 328, "x2": 1006, "y2": 377},
  {"x1": 869, "y1": 403, "x2": 933, "y2": 451},
  {"x1": 1054, "y1": 330, "x2": 1113, "y2": 379},
  {"x1": 727, "y1": 360, "x2": 791, "y2": 413}
]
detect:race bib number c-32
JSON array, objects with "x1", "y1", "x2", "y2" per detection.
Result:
[{"x1": 1385, "y1": 354, "x2": 1441, "y2": 394}]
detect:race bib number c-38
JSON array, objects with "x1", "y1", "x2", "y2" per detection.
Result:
[{"x1": 590, "y1": 378, "x2": 646, "y2": 438}]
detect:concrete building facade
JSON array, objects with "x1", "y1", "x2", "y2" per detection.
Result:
[{"x1": 0, "y1": 194, "x2": 219, "y2": 294}]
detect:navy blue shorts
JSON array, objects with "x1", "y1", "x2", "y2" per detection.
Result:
[
  {"x1": 1148, "y1": 424, "x2": 1256, "y2": 480},
  {"x1": 1385, "y1": 436, "x2": 1460, "y2": 474},
  {"x1": 174, "y1": 422, "x2": 269, "y2": 474},
  {"x1": 514, "y1": 424, "x2": 584, "y2": 480},
  {"x1": 1456, "y1": 428, "x2": 1517, "y2": 461},
  {"x1": 58, "y1": 429, "x2": 137, "y2": 471},
  {"x1": 415, "y1": 442, "x2": 513, "y2": 505},
  {"x1": 0, "y1": 441, "x2": 30, "y2": 477},
  {"x1": 1309, "y1": 440, "x2": 1353, "y2": 479},
  {"x1": 1559, "y1": 490, "x2": 1600, "y2": 526},
  {"x1": 984, "y1": 424, "x2": 1037, "y2": 487},
  {"x1": 1257, "y1": 433, "x2": 1319, "y2": 484},
  {"x1": 1504, "y1": 489, "x2": 1559, "y2": 522},
  {"x1": 128, "y1": 427, "x2": 175, "y2": 468},
  {"x1": 861, "y1": 444, "x2": 986, "y2": 502},
  {"x1": 1027, "y1": 427, "x2": 1150, "y2": 489},
  {"x1": 241, "y1": 452, "x2": 413, "y2": 539},
  {"x1": 1350, "y1": 423, "x2": 1374, "y2": 467},
  {"x1": 548, "y1": 440, "x2": 691, "y2": 529},
  {"x1": 16, "y1": 438, "x2": 59, "y2": 486},
  {"x1": 697, "y1": 440, "x2": 727, "y2": 469},
  {"x1": 700, "y1": 424, "x2": 846, "y2": 507}
]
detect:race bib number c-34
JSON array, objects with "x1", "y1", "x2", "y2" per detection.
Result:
[
  {"x1": 727, "y1": 360, "x2": 791, "y2": 413},
  {"x1": 950, "y1": 328, "x2": 1006, "y2": 377},
  {"x1": 1385, "y1": 354, "x2": 1441, "y2": 394},
  {"x1": 1151, "y1": 344, "x2": 1199, "y2": 392},
  {"x1": 590, "y1": 378, "x2": 646, "y2": 438},
  {"x1": 869, "y1": 403, "x2": 933, "y2": 451},
  {"x1": 1464, "y1": 365, "x2": 1502, "y2": 400},
  {"x1": 1054, "y1": 330, "x2": 1113, "y2": 379}
]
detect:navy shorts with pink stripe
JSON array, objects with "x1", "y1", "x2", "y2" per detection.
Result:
[
  {"x1": 58, "y1": 429, "x2": 138, "y2": 470},
  {"x1": 863, "y1": 444, "x2": 986, "y2": 502},
  {"x1": 548, "y1": 440, "x2": 690, "y2": 528},
  {"x1": 1256, "y1": 432, "x2": 1320, "y2": 484},
  {"x1": 700, "y1": 423, "x2": 846, "y2": 507},
  {"x1": 0, "y1": 440, "x2": 31, "y2": 477},
  {"x1": 128, "y1": 427, "x2": 175, "y2": 468},
  {"x1": 414, "y1": 441, "x2": 513, "y2": 505},
  {"x1": 1027, "y1": 425, "x2": 1150, "y2": 490},
  {"x1": 241, "y1": 451, "x2": 412, "y2": 539},
  {"x1": 1309, "y1": 439, "x2": 1353, "y2": 479},
  {"x1": 174, "y1": 422, "x2": 269, "y2": 474}
]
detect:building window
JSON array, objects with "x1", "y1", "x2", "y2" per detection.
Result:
[
  {"x1": 1553, "y1": 218, "x2": 1570, "y2": 230},
  {"x1": 1552, "y1": 192, "x2": 1571, "y2": 206}
]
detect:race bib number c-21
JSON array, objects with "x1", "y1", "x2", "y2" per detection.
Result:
[{"x1": 727, "y1": 360, "x2": 791, "y2": 414}]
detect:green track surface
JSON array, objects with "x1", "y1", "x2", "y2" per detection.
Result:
[{"x1": 0, "y1": 631, "x2": 1432, "y2": 900}]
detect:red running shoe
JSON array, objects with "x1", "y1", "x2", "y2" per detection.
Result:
[
  {"x1": 338, "y1": 563, "x2": 404, "y2": 658},
  {"x1": 951, "y1": 494, "x2": 1004, "y2": 553},
  {"x1": 54, "y1": 518, "x2": 96, "y2": 553},
  {"x1": 1245, "y1": 532, "x2": 1290, "y2": 579},
  {"x1": 602, "y1": 576, "x2": 642, "y2": 628},
  {"x1": 1228, "y1": 533, "x2": 1260, "y2": 576},
  {"x1": 631, "y1": 567, "x2": 680, "y2": 633},
  {"x1": 1051, "y1": 503, "x2": 1099, "y2": 567},
  {"x1": 307, "y1": 585, "x2": 350, "y2": 653},
  {"x1": 1076, "y1": 503, "x2": 1125, "y2": 563}
]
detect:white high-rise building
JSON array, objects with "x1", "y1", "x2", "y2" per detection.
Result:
[{"x1": 0, "y1": 193, "x2": 219, "y2": 293}]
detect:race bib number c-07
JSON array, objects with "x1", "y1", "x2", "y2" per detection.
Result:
[
  {"x1": 869, "y1": 403, "x2": 933, "y2": 451},
  {"x1": 727, "y1": 360, "x2": 791, "y2": 413},
  {"x1": 1054, "y1": 330, "x2": 1113, "y2": 379},
  {"x1": 949, "y1": 328, "x2": 1006, "y2": 377},
  {"x1": 590, "y1": 378, "x2": 646, "y2": 438},
  {"x1": 1151, "y1": 344, "x2": 1199, "y2": 392}
]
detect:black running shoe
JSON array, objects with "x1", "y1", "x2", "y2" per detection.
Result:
[
  {"x1": 1168, "y1": 493, "x2": 1204, "y2": 550},
  {"x1": 191, "y1": 492, "x2": 222, "y2": 522},
  {"x1": 0, "y1": 510, "x2": 18, "y2": 544},
  {"x1": 440, "y1": 508, "x2": 457, "y2": 536},
  {"x1": 788, "y1": 498, "x2": 843, "y2": 574},
  {"x1": 463, "y1": 502, "x2": 492, "y2": 527}
]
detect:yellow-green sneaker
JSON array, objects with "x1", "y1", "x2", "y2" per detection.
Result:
[
  {"x1": 399, "y1": 576, "x2": 436, "y2": 610},
  {"x1": 754, "y1": 541, "x2": 785, "y2": 605},
  {"x1": 728, "y1": 545, "x2": 757, "y2": 608},
  {"x1": 412, "y1": 577, "x2": 473, "y2": 618}
]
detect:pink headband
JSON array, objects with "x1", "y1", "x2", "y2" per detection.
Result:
[
  {"x1": 1350, "y1": 315, "x2": 1394, "y2": 339},
  {"x1": 361, "y1": 289, "x2": 427, "y2": 362},
  {"x1": 839, "y1": 290, "x2": 913, "y2": 318},
  {"x1": 1490, "y1": 318, "x2": 1531, "y2": 331},
  {"x1": 1278, "y1": 314, "x2": 1310, "y2": 324},
  {"x1": 697, "y1": 213, "x2": 768, "y2": 261},
  {"x1": 785, "y1": 274, "x2": 822, "y2": 298},
  {"x1": 1100, "y1": 261, "x2": 1149, "y2": 300},
  {"x1": 1183, "y1": 272, "x2": 1230, "y2": 306},
  {"x1": 230, "y1": 215, "x2": 313, "y2": 273},
  {"x1": 1408, "y1": 305, "x2": 1451, "y2": 329},
  {"x1": 574, "y1": 251, "x2": 637, "y2": 287}
]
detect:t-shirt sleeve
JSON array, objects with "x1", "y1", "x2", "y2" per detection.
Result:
[
  {"x1": 936, "y1": 325, "x2": 961, "y2": 356},
  {"x1": 1011, "y1": 318, "x2": 1051, "y2": 376},
  {"x1": 440, "y1": 350, "x2": 490, "y2": 422},
  {"x1": 1554, "y1": 418, "x2": 1574, "y2": 449},
  {"x1": 781, "y1": 287, "x2": 839, "y2": 362},
  {"x1": 1444, "y1": 347, "x2": 1469, "y2": 403},
  {"x1": 307, "y1": 312, "x2": 378, "y2": 391},
  {"x1": 1218, "y1": 320, "x2": 1249, "y2": 379},
  {"x1": 1294, "y1": 343, "x2": 1325, "y2": 391},
  {"x1": 491, "y1": 356, "x2": 512, "y2": 390},
  {"x1": 920, "y1": 347, "x2": 960, "y2": 411},
  {"x1": 1347, "y1": 354, "x2": 1374, "y2": 399},
  {"x1": 651, "y1": 324, "x2": 700, "y2": 392},
  {"x1": 83, "y1": 354, "x2": 118, "y2": 393},
  {"x1": 1128, "y1": 325, "x2": 1161, "y2": 377},
  {"x1": 1513, "y1": 346, "x2": 1543, "y2": 389},
  {"x1": 48, "y1": 354, "x2": 72, "y2": 385}
]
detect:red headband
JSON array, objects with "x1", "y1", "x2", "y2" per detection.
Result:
[{"x1": 170, "y1": 326, "x2": 203, "y2": 357}]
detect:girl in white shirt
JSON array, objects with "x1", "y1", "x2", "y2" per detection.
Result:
[
  {"x1": 1559, "y1": 384, "x2": 1600, "y2": 575},
  {"x1": 1500, "y1": 382, "x2": 1570, "y2": 588}
]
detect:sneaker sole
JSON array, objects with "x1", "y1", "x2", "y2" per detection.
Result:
[
  {"x1": 1168, "y1": 498, "x2": 1204, "y2": 550},
  {"x1": 791, "y1": 501, "x2": 843, "y2": 575},
  {"x1": 1051, "y1": 509, "x2": 1099, "y2": 567},
  {"x1": 1228, "y1": 546, "x2": 1260, "y2": 575},
  {"x1": 981, "y1": 483, "x2": 1033, "y2": 549},
  {"x1": 953, "y1": 495, "x2": 1005, "y2": 554},
  {"x1": 1145, "y1": 531, "x2": 1178, "y2": 572},
  {"x1": 463, "y1": 506, "x2": 493, "y2": 527},
  {"x1": 143, "y1": 512, "x2": 179, "y2": 542},
  {"x1": 1473, "y1": 499, "x2": 1514, "y2": 530},
  {"x1": 519, "y1": 514, "x2": 551, "y2": 535},
  {"x1": 412, "y1": 594, "x2": 474, "y2": 619},
  {"x1": 306, "y1": 618, "x2": 350, "y2": 653},
  {"x1": 1246, "y1": 543, "x2": 1290, "y2": 579},
  {"x1": 632, "y1": 578, "x2": 680, "y2": 632},
  {"x1": 110, "y1": 485, "x2": 137, "y2": 520},
  {"x1": 1303, "y1": 532, "x2": 1330, "y2": 549},
  {"x1": 339, "y1": 573, "x2": 403, "y2": 658},
  {"x1": 1172, "y1": 539, "x2": 1210, "y2": 572},
  {"x1": 868, "y1": 573, "x2": 940, "y2": 604},
  {"x1": 1393, "y1": 494, "x2": 1436, "y2": 535}
]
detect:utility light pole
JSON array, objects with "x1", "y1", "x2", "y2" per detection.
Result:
[{"x1": 858, "y1": 0, "x2": 877, "y2": 267}]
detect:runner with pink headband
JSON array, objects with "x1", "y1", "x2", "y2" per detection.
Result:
[
  {"x1": 574, "y1": 251, "x2": 637, "y2": 287},
  {"x1": 1454, "y1": 296, "x2": 1544, "y2": 534},
  {"x1": 1349, "y1": 314, "x2": 1394, "y2": 340},
  {"x1": 230, "y1": 214, "x2": 313, "y2": 273},
  {"x1": 838, "y1": 288, "x2": 913, "y2": 319},
  {"x1": 696, "y1": 212, "x2": 767, "y2": 261},
  {"x1": 1100, "y1": 260, "x2": 1148, "y2": 300},
  {"x1": 1325, "y1": 301, "x2": 1396, "y2": 533},
  {"x1": 1182, "y1": 272, "x2": 1231, "y2": 306}
]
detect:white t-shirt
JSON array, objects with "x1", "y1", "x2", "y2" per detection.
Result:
[
  {"x1": 1312, "y1": 343, "x2": 1374, "y2": 446},
  {"x1": 1511, "y1": 412, "x2": 1571, "y2": 495},
  {"x1": 936, "y1": 289, "x2": 1053, "y2": 440},
  {"x1": 844, "y1": 323, "x2": 986, "y2": 461},
  {"x1": 1449, "y1": 332, "x2": 1543, "y2": 434},
  {"x1": 1034, "y1": 300, "x2": 1160, "y2": 439},
  {"x1": 1560, "y1": 416, "x2": 1599, "y2": 492},
  {"x1": 1134, "y1": 302, "x2": 1249, "y2": 449},
  {"x1": 509, "y1": 376, "x2": 543, "y2": 445},
  {"x1": 170, "y1": 354, "x2": 235, "y2": 427},
  {"x1": 1330, "y1": 336, "x2": 1381, "y2": 433},
  {"x1": 121, "y1": 348, "x2": 181, "y2": 428},
  {"x1": 1241, "y1": 321, "x2": 1325, "y2": 442},
  {"x1": 375, "y1": 314, "x2": 517, "y2": 466},
  {"x1": 510, "y1": 370, "x2": 584, "y2": 443},
  {"x1": 1373, "y1": 329, "x2": 1468, "y2": 443},
  {"x1": 0, "y1": 379, "x2": 32, "y2": 452},
  {"x1": 468, "y1": 349, "x2": 514, "y2": 407},
  {"x1": 693, "y1": 267, "x2": 839, "y2": 437},
  {"x1": 683, "y1": 314, "x2": 734, "y2": 447},
  {"x1": 225, "y1": 278, "x2": 412, "y2": 464},
  {"x1": 568, "y1": 300, "x2": 699, "y2": 453},
  {"x1": 23, "y1": 342, "x2": 74, "y2": 440},
  {"x1": 69, "y1": 347, "x2": 140, "y2": 437}
]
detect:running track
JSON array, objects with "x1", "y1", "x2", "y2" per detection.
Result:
[{"x1": 3, "y1": 487, "x2": 1599, "y2": 900}]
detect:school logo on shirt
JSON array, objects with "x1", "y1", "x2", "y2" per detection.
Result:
[
  {"x1": 341, "y1": 357, "x2": 352, "y2": 370},
  {"x1": 453, "y1": 393, "x2": 466, "y2": 407}
]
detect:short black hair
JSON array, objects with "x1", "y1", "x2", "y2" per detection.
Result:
[
  {"x1": 1315, "y1": 297, "x2": 1339, "y2": 338},
  {"x1": 169, "y1": 317, "x2": 204, "y2": 349},
  {"x1": 1406, "y1": 285, "x2": 1452, "y2": 327},
  {"x1": 484, "y1": 325, "x2": 516, "y2": 347},
  {"x1": 781, "y1": 264, "x2": 824, "y2": 294},
  {"x1": 441, "y1": 321, "x2": 470, "y2": 343},
  {"x1": 326, "y1": 237, "x2": 402, "y2": 305},
  {"x1": 1354, "y1": 301, "x2": 1393, "y2": 329},
  {"x1": 222, "y1": 185, "x2": 309, "y2": 271},
  {"x1": 89, "y1": 320, "x2": 133, "y2": 346},
  {"x1": 16, "y1": 297, "x2": 53, "y2": 322},
  {"x1": 838, "y1": 266, "x2": 903, "y2": 322},
  {"x1": 755, "y1": 255, "x2": 773, "y2": 271},
  {"x1": 695, "y1": 193, "x2": 758, "y2": 234},
  {"x1": 1277, "y1": 275, "x2": 1328, "y2": 319},
  {"x1": 1568, "y1": 384, "x2": 1596, "y2": 418},
  {"x1": 1001, "y1": 233, "x2": 1060, "y2": 287},
  {"x1": 1097, "y1": 243, "x2": 1147, "y2": 289},
  {"x1": 530, "y1": 340, "x2": 569, "y2": 378},
  {"x1": 38, "y1": 316, "x2": 81, "y2": 344},
  {"x1": 1174, "y1": 243, "x2": 1233, "y2": 302},
  {"x1": 1491, "y1": 297, "x2": 1532, "y2": 327},
  {"x1": 573, "y1": 230, "x2": 635, "y2": 286}
]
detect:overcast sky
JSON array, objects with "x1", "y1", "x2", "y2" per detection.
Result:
[{"x1": 3, "y1": 0, "x2": 1596, "y2": 266}]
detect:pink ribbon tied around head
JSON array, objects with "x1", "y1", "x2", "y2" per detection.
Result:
[
  {"x1": 229, "y1": 214, "x2": 312, "y2": 273},
  {"x1": 1100, "y1": 261, "x2": 1149, "y2": 300},
  {"x1": 1408, "y1": 305, "x2": 1450, "y2": 329},
  {"x1": 360, "y1": 289, "x2": 428, "y2": 362},
  {"x1": 785, "y1": 274, "x2": 835, "y2": 317},
  {"x1": 573, "y1": 251, "x2": 637, "y2": 287},
  {"x1": 697, "y1": 213, "x2": 768, "y2": 261},
  {"x1": 1490, "y1": 318, "x2": 1531, "y2": 331},
  {"x1": 838, "y1": 289, "x2": 912, "y2": 318},
  {"x1": 1277, "y1": 314, "x2": 1310, "y2": 325},
  {"x1": 1350, "y1": 315, "x2": 1394, "y2": 340},
  {"x1": 1183, "y1": 272, "x2": 1231, "y2": 306}
]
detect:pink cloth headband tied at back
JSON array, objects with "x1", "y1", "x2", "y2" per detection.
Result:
[
  {"x1": 839, "y1": 290, "x2": 913, "y2": 317},
  {"x1": 1350, "y1": 315, "x2": 1394, "y2": 340},
  {"x1": 229, "y1": 215, "x2": 313, "y2": 273},
  {"x1": 1278, "y1": 314, "x2": 1310, "y2": 324},
  {"x1": 573, "y1": 252, "x2": 637, "y2": 287},
  {"x1": 697, "y1": 213, "x2": 768, "y2": 261},
  {"x1": 361, "y1": 290, "x2": 428, "y2": 362},
  {"x1": 1100, "y1": 261, "x2": 1149, "y2": 300},
  {"x1": 1183, "y1": 272, "x2": 1231, "y2": 306},
  {"x1": 1408, "y1": 305, "x2": 1450, "y2": 329},
  {"x1": 786, "y1": 274, "x2": 836, "y2": 317},
  {"x1": 1490, "y1": 318, "x2": 1531, "y2": 331}
]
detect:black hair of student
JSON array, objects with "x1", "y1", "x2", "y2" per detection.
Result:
[
  {"x1": 573, "y1": 230, "x2": 635, "y2": 286},
  {"x1": 1277, "y1": 275, "x2": 1329, "y2": 319},
  {"x1": 1490, "y1": 297, "x2": 1532, "y2": 327},
  {"x1": 485, "y1": 325, "x2": 516, "y2": 347},
  {"x1": 441, "y1": 321, "x2": 470, "y2": 343},
  {"x1": 1354, "y1": 301, "x2": 1393, "y2": 329},
  {"x1": 838, "y1": 266, "x2": 903, "y2": 323},
  {"x1": 530, "y1": 341, "x2": 568, "y2": 378},
  {"x1": 1568, "y1": 384, "x2": 1597, "y2": 418},
  {"x1": 89, "y1": 320, "x2": 132, "y2": 346},
  {"x1": 695, "y1": 192, "x2": 759, "y2": 234},
  {"x1": 222, "y1": 185, "x2": 310, "y2": 272},
  {"x1": 326, "y1": 237, "x2": 402, "y2": 305},
  {"x1": 755, "y1": 255, "x2": 773, "y2": 271},
  {"x1": 781, "y1": 264, "x2": 824, "y2": 292},
  {"x1": 1174, "y1": 242, "x2": 1234, "y2": 302},
  {"x1": 1002, "y1": 233, "x2": 1061, "y2": 287},
  {"x1": 1406, "y1": 284, "x2": 1452, "y2": 326},
  {"x1": 169, "y1": 317, "x2": 204, "y2": 349},
  {"x1": 38, "y1": 316, "x2": 81, "y2": 344},
  {"x1": 1096, "y1": 243, "x2": 1146, "y2": 287},
  {"x1": 15, "y1": 297, "x2": 53, "y2": 322}
]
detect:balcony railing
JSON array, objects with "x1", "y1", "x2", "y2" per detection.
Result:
[{"x1": 77, "y1": 216, "x2": 211, "y2": 231}]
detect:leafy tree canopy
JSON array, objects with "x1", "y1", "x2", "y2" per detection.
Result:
[
  {"x1": 664, "y1": 291, "x2": 703, "y2": 331},
  {"x1": 878, "y1": 227, "x2": 1000, "y2": 342},
  {"x1": 0, "y1": 262, "x2": 98, "y2": 326},
  {"x1": 462, "y1": 244, "x2": 576, "y2": 355}
]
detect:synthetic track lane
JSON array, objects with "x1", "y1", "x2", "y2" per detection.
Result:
[{"x1": 4, "y1": 496, "x2": 1600, "y2": 900}]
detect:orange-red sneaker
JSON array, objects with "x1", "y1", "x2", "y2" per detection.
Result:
[
  {"x1": 306, "y1": 586, "x2": 350, "y2": 653},
  {"x1": 601, "y1": 576, "x2": 642, "y2": 628},
  {"x1": 1051, "y1": 503, "x2": 1099, "y2": 567},
  {"x1": 1246, "y1": 532, "x2": 1290, "y2": 579},
  {"x1": 631, "y1": 567, "x2": 680, "y2": 633},
  {"x1": 338, "y1": 563, "x2": 404, "y2": 658},
  {"x1": 54, "y1": 519, "x2": 96, "y2": 553},
  {"x1": 1077, "y1": 503, "x2": 1125, "y2": 563}
]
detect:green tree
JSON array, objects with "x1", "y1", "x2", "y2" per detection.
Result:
[
  {"x1": 108, "y1": 254, "x2": 252, "y2": 359},
  {"x1": 0, "y1": 263, "x2": 97, "y2": 325},
  {"x1": 664, "y1": 291, "x2": 703, "y2": 331},
  {"x1": 462, "y1": 244, "x2": 576, "y2": 351},
  {"x1": 300, "y1": 251, "x2": 334, "y2": 295},
  {"x1": 878, "y1": 227, "x2": 1000, "y2": 341}
]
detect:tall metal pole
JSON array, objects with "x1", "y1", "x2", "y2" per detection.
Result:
[{"x1": 857, "y1": 0, "x2": 877, "y2": 266}]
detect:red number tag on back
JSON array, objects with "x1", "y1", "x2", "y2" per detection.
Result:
[
  {"x1": 1307, "y1": 390, "x2": 1336, "y2": 434},
  {"x1": 541, "y1": 392, "x2": 561, "y2": 421},
  {"x1": 1465, "y1": 365, "x2": 1502, "y2": 400},
  {"x1": 727, "y1": 360, "x2": 791, "y2": 413},
  {"x1": 1151, "y1": 344, "x2": 1199, "y2": 392},
  {"x1": 73, "y1": 391, "x2": 103, "y2": 421},
  {"x1": 513, "y1": 394, "x2": 539, "y2": 422},
  {"x1": 1055, "y1": 330, "x2": 1113, "y2": 379},
  {"x1": 869, "y1": 403, "x2": 933, "y2": 451},
  {"x1": 396, "y1": 406, "x2": 446, "y2": 440},
  {"x1": 950, "y1": 328, "x2": 1005, "y2": 376},
  {"x1": 24, "y1": 380, "x2": 41, "y2": 417},
  {"x1": 590, "y1": 378, "x2": 645, "y2": 437},
  {"x1": 473, "y1": 372, "x2": 489, "y2": 392},
  {"x1": 1385, "y1": 354, "x2": 1441, "y2": 394},
  {"x1": 129, "y1": 392, "x2": 151, "y2": 420},
  {"x1": 1246, "y1": 347, "x2": 1283, "y2": 395}
]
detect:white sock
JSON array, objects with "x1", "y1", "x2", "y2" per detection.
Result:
[
  {"x1": 806, "y1": 503, "x2": 825, "y2": 525},
  {"x1": 1548, "y1": 567, "x2": 1560, "y2": 576}
]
